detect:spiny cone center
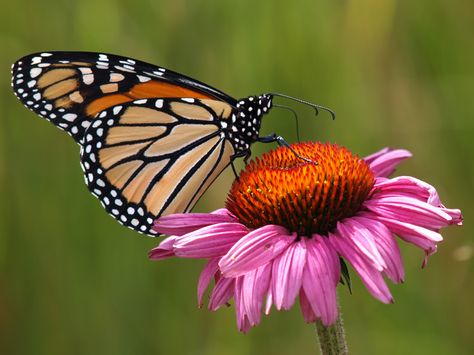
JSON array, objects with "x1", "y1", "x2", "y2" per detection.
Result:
[{"x1": 226, "y1": 142, "x2": 375, "y2": 237}]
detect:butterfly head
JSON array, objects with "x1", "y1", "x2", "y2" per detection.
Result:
[{"x1": 228, "y1": 94, "x2": 273, "y2": 153}]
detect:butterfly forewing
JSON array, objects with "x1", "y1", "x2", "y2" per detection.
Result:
[
  {"x1": 81, "y1": 98, "x2": 235, "y2": 234},
  {"x1": 11, "y1": 51, "x2": 235, "y2": 144}
]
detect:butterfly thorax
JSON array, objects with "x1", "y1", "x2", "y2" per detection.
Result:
[{"x1": 225, "y1": 94, "x2": 273, "y2": 154}]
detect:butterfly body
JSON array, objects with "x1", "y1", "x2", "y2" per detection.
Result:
[{"x1": 11, "y1": 52, "x2": 274, "y2": 235}]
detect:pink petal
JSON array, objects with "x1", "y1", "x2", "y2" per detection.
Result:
[
  {"x1": 364, "y1": 147, "x2": 391, "y2": 163},
  {"x1": 241, "y1": 263, "x2": 272, "y2": 326},
  {"x1": 441, "y1": 207, "x2": 463, "y2": 226},
  {"x1": 371, "y1": 178, "x2": 428, "y2": 203},
  {"x1": 373, "y1": 216, "x2": 440, "y2": 259},
  {"x1": 352, "y1": 215, "x2": 404, "y2": 283},
  {"x1": 367, "y1": 214, "x2": 443, "y2": 245},
  {"x1": 174, "y1": 223, "x2": 248, "y2": 258},
  {"x1": 337, "y1": 219, "x2": 387, "y2": 271},
  {"x1": 219, "y1": 225, "x2": 296, "y2": 277},
  {"x1": 329, "y1": 230, "x2": 393, "y2": 304},
  {"x1": 148, "y1": 236, "x2": 177, "y2": 260},
  {"x1": 153, "y1": 209, "x2": 238, "y2": 236},
  {"x1": 365, "y1": 196, "x2": 455, "y2": 229},
  {"x1": 302, "y1": 235, "x2": 340, "y2": 326},
  {"x1": 364, "y1": 148, "x2": 412, "y2": 177},
  {"x1": 197, "y1": 258, "x2": 220, "y2": 307},
  {"x1": 369, "y1": 214, "x2": 443, "y2": 249},
  {"x1": 372, "y1": 177, "x2": 463, "y2": 225},
  {"x1": 208, "y1": 276, "x2": 235, "y2": 311},
  {"x1": 272, "y1": 239, "x2": 307, "y2": 310},
  {"x1": 299, "y1": 288, "x2": 317, "y2": 323},
  {"x1": 234, "y1": 276, "x2": 251, "y2": 333},
  {"x1": 265, "y1": 287, "x2": 273, "y2": 315},
  {"x1": 372, "y1": 176, "x2": 431, "y2": 203}
]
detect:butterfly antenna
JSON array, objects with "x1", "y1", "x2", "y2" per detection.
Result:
[
  {"x1": 273, "y1": 103, "x2": 301, "y2": 142},
  {"x1": 269, "y1": 92, "x2": 336, "y2": 120}
]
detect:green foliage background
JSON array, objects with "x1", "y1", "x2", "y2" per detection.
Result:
[{"x1": 1, "y1": 1, "x2": 472, "y2": 354}]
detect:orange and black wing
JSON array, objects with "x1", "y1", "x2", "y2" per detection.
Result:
[
  {"x1": 81, "y1": 98, "x2": 235, "y2": 235},
  {"x1": 11, "y1": 51, "x2": 237, "y2": 144}
]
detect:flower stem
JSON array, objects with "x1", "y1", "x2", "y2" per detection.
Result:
[{"x1": 314, "y1": 307, "x2": 348, "y2": 355}]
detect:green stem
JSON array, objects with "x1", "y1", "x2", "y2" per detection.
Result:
[{"x1": 314, "y1": 303, "x2": 348, "y2": 355}]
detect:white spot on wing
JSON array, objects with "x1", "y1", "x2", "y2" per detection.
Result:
[
  {"x1": 79, "y1": 67, "x2": 92, "y2": 74},
  {"x1": 31, "y1": 57, "x2": 42, "y2": 65},
  {"x1": 113, "y1": 106, "x2": 122, "y2": 115},
  {"x1": 137, "y1": 75, "x2": 151, "y2": 82},
  {"x1": 30, "y1": 68, "x2": 42, "y2": 78},
  {"x1": 83, "y1": 74, "x2": 94, "y2": 85},
  {"x1": 63, "y1": 113, "x2": 77, "y2": 122}
]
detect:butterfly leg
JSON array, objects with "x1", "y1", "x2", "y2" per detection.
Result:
[
  {"x1": 230, "y1": 161, "x2": 240, "y2": 180},
  {"x1": 230, "y1": 150, "x2": 249, "y2": 180},
  {"x1": 257, "y1": 133, "x2": 317, "y2": 164},
  {"x1": 243, "y1": 151, "x2": 252, "y2": 165}
]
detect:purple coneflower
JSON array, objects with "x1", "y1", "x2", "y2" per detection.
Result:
[{"x1": 149, "y1": 143, "x2": 462, "y2": 333}]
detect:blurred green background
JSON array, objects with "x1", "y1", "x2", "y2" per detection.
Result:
[{"x1": 1, "y1": 0, "x2": 472, "y2": 354}]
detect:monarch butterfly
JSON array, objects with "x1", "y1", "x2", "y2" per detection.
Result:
[{"x1": 11, "y1": 51, "x2": 334, "y2": 236}]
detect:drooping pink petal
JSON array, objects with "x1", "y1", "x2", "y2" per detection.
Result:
[
  {"x1": 299, "y1": 288, "x2": 317, "y2": 323},
  {"x1": 365, "y1": 196, "x2": 455, "y2": 230},
  {"x1": 337, "y1": 219, "x2": 387, "y2": 271},
  {"x1": 197, "y1": 258, "x2": 220, "y2": 307},
  {"x1": 208, "y1": 276, "x2": 235, "y2": 311},
  {"x1": 330, "y1": 229, "x2": 393, "y2": 304},
  {"x1": 352, "y1": 215, "x2": 404, "y2": 283},
  {"x1": 371, "y1": 177, "x2": 463, "y2": 225},
  {"x1": 368, "y1": 213, "x2": 442, "y2": 253},
  {"x1": 173, "y1": 223, "x2": 248, "y2": 258},
  {"x1": 241, "y1": 263, "x2": 272, "y2": 326},
  {"x1": 265, "y1": 287, "x2": 273, "y2": 315},
  {"x1": 219, "y1": 225, "x2": 296, "y2": 277},
  {"x1": 364, "y1": 148, "x2": 412, "y2": 177},
  {"x1": 374, "y1": 177, "x2": 438, "y2": 203},
  {"x1": 441, "y1": 207, "x2": 463, "y2": 226},
  {"x1": 272, "y1": 239, "x2": 307, "y2": 310},
  {"x1": 302, "y1": 235, "x2": 340, "y2": 326},
  {"x1": 148, "y1": 236, "x2": 177, "y2": 260},
  {"x1": 364, "y1": 147, "x2": 391, "y2": 163},
  {"x1": 153, "y1": 209, "x2": 238, "y2": 236},
  {"x1": 234, "y1": 276, "x2": 251, "y2": 333}
]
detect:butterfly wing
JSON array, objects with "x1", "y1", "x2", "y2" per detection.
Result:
[
  {"x1": 12, "y1": 51, "x2": 240, "y2": 235},
  {"x1": 81, "y1": 97, "x2": 235, "y2": 235},
  {"x1": 11, "y1": 51, "x2": 236, "y2": 144}
]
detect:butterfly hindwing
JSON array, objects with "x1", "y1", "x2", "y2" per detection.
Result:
[
  {"x1": 11, "y1": 51, "x2": 236, "y2": 144},
  {"x1": 81, "y1": 98, "x2": 235, "y2": 234}
]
